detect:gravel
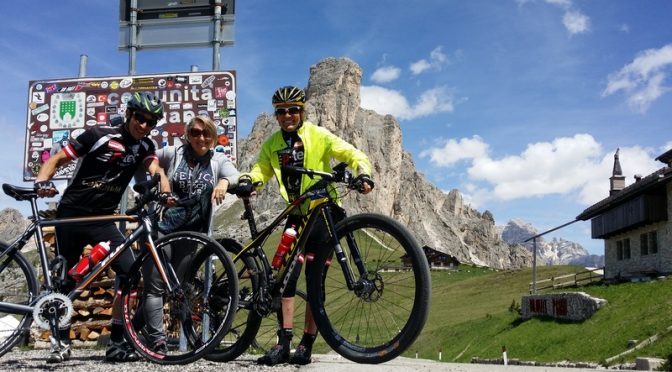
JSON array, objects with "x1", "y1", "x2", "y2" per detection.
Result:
[{"x1": 0, "y1": 349, "x2": 298, "y2": 371}]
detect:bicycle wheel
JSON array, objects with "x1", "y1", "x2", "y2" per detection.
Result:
[
  {"x1": 249, "y1": 289, "x2": 307, "y2": 355},
  {"x1": 0, "y1": 243, "x2": 39, "y2": 358},
  {"x1": 121, "y1": 232, "x2": 238, "y2": 365},
  {"x1": 204, "y1": 238, "x2": 263, "y2": 362},
  {"x1": 307, "y1": 213, "x2": 431, "y2": 364}
]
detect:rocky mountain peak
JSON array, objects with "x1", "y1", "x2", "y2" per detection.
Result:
[{"x1": 214, "y1": 57, "x2": 531, "y2": 269}]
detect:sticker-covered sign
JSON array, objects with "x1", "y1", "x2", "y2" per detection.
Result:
[{"x1": 24, "y1": 71, "x2": 237, "y2": 180}]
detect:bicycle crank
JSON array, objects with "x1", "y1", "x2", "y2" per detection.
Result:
[{"x1": 33, "y1": 293, "x2": 74, "y2": 330}]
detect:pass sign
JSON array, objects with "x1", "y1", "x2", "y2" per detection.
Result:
[{"x1": 24, "y1": 71, "x2": 237, "y2": 180}]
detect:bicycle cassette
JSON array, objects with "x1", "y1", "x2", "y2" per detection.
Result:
[{"x1": 32, "y1": 293, "x2": 74, "y2": 330}]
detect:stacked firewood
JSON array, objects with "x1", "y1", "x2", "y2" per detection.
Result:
[{"x1": 35, "y1": 229, "x2": 118, "y2": 344}]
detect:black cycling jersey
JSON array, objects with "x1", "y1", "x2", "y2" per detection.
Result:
[
  {"x1": 59, "y1": 125, "x2": 157, "y2": 214},
  {"x1": 279, "y1": 130, "x2": 304, "y2": 200}
]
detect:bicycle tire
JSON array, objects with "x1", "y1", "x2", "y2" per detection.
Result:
[
  {"x1": 204, "y1": 238, "x2": 263, "y2": 362},
  {"x1": 0, "y1": 243, "x2": 39, "y2": 358},
  {"x1": 307, "y1": 213, "x2": 431, "y2": 364},
  {"x1": 205, "y1": 239, "x2": 309, "y2": 361},
  {"x1": 250, "y1": 289, "x2": 308, "y2": 354},
  {"x1": 121, "y1": 232, "x2": 238, "y2": 365}
]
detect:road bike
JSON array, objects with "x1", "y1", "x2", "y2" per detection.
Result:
[
  {"x1": 205, "y1": 163, "x2": 431, "y2": 364},
  {"x1": 0, "y1": 175, "x2": 238, "y2": 364}
]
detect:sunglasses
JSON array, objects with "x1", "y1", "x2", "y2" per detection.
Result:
[
  {"x1": 275, "y1": 106, "x2": 302, "y2": 116},
  {"x1": 189, "y1": 128, "x2": 213, "y2": 139},
  {"x1": 133, "y1": 112, "x2": 158, "y2": 127}
]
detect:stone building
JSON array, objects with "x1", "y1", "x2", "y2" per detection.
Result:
[{"x1": 576, "y1": 148, "x2": 672, "y2": 280}]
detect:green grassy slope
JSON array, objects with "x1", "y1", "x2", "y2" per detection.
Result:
[{"x1": 407, "y1": 265, "x2": 672, "y2": 365}]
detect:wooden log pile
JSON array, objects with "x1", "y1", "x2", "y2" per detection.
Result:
[{"x1": 34, "y1": 231, "x2": 119, "y2": 345}]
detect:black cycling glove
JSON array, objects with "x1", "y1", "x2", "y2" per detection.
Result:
[
  {"x1": 159, "y1": 192, "x2": 177, "y2": 205},
  {"x1": 236, "y1": 178, "x2": 254, "y2": 197},
  {"x1": 34, "y1": 181, "x2": 56, "y2": 192},
  {"x1": 352, "y1": 174, "x2": 375, "y2": 192}
]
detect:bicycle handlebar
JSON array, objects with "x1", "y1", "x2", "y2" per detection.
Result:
[{"x1": 125, "y1": 174, "x2": 161, "y2": 215}]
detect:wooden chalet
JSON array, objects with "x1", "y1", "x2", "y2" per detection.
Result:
[
  {"x1": 576, "y1": 148, "x2": 672, "y2": 280},
  {"x1": 402, "y1": 245, "x2": 460, "y2": 269}
]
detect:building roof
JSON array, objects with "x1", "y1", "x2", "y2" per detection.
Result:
[
  {"x1": 576, "y1": 165, "x2": 672, "y2": 221},
  {"x1": 655, "y1": 148, "x2": 672, "y2": 165}
]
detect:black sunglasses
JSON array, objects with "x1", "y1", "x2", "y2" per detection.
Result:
[
  {"x1": 189, "y1": 128, "x2": 212, "y2": 139},
  {"x1": 133, "y1": 112, "x2": 158, "y2": 127},
  {"x1": 275, "y1": 106, "x2": 302, "y2": 116}
]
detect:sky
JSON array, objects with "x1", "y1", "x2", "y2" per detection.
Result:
[{"x1": 1, "y1": 0, "x2": 672, "y2": 256}]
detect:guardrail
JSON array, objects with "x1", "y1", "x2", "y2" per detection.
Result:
[{"x1": 529, "y1": 267, "x2": 604, "y2": 293}]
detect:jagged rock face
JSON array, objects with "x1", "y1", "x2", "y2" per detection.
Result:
[
  {"x1": 0, "y1": 208, "x2": 30, "y2": 243},
  {"x1": 500, "y1": 219, "x2": 603, "y2": 266},
  {"x1": 213, "y1": 57, "x2": 532, "y2": 269}
]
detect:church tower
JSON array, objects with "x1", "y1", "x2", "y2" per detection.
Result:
[{"x1": 609, "y1": 148, "x2": 626, "y2": 196}]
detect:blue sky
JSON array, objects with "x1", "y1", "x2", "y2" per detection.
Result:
[{"x1": 2, "y1": 1, "x2": 672, "y2": 255}]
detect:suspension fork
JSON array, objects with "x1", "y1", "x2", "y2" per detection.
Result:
[{"x1": 319, "y1": 205, "x2": 364, "y2": 291}]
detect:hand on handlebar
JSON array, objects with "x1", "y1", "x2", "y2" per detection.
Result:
[
  {"x1": 235, "y1": 178, "x2": 257, "y2": 198},
  {"x1": 34, "y1": 181, "x2": 58, "y2": 198},
  {"x1": 352, "y1": 174, "x2": 375, "y2": 194},
  {"x1": 159, "y1": 192, "x2": 178, "y2": 208}
]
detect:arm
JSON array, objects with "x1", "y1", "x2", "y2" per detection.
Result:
[
  {"x1": 213, "y1": 156, "x2": 239, "y2": 204},
  {"x1": 146, "y1": 159, "x2": 171, "y2": 193},
  {"x1": 34, "y1": 150, "x2": 72, "y2": 197}
]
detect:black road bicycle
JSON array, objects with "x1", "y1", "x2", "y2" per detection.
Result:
[
  {"x1": 205, "y1": 163, "x2": 431, "y2": 364},
  {"x1": 0, "y1": 176, "x2": 238, "y2": 364}
]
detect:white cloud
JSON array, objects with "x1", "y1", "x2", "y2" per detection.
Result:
[
  {"x1": 602, "y1": 44, "x2": 672, "y2": 112},
  {"x1": 410, "y1": 46, "x2": 449, "y2": 75},
  {"x1": 545, "y1": 0, "x2": 572, "y2": 6},
  {"x1": 370, "y1": 66, "x2": 401, "y2": 83},
  {"x1": 419, "y1": 136, "x2": 489, "y2": 167},
  {"x1": 620, "y1": 24, "x2": 630, "y2": 33},
  {"x1": 410, "y1": 60, "x2": 431, "y2": 75},
  {"x1": 421, "y1": 134, "x2": 661, "y2": 207},
  {"x1": 562, "y1": 10, "x2": 590, "y2": 34},
  {"x1": 361, "y1": 85, "x2": 455, "y2": 120}
]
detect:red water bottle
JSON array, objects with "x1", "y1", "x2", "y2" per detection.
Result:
[
  {"x1": 272, "y1": 226, "x2": 297, "y2": 269},
  {"x1": 68, "y1": 241, "x2": 111, "y2": 281}
]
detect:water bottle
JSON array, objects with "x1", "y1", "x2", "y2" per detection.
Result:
[
  {"x1": 68, "y1": 241, "x2": 111, "y2": 281},
  {"x1": 272, "y1": 226, "x2": 297, "y2": 269}
]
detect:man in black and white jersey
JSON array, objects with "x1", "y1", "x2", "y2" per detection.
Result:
[{"x1": 34, "y1": 92, "x2": 169, "y2": 364}]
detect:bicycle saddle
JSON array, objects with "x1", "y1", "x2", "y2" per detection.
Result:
[{"x1": 2, "y1": 184, "x2": 37, "y2": 201}]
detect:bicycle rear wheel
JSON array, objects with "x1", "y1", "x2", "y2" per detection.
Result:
[
  {"x1": 0, "y1": 243, "x2": 39, "y2": 358},
  {"x1": 307, "y1": 213, "x2": 431, "y2": 364},
  {"x1": 121, "y1": 232, "x2": 238, "y2": 364},
  {"x1": 204, "y1": 238, "x2": 263, "y2": 362},
  {"x1": 205, "y1": 239, "x2": 308, "y2": 361}
]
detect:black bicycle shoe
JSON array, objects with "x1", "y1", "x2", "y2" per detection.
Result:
[
  {"x1": 256, "y1": 344, "x2": 290, "y2": 365},
  {"x1": 105, "y1": 340, "x2": 140, "y2": 362},
  {"x1": 289, "y1": 344, "x2": 312, "y2": 365}
]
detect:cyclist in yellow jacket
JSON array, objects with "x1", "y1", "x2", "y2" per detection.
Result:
[{"x1": 237, "y1": 86, "x2": 374, "y2": 365}]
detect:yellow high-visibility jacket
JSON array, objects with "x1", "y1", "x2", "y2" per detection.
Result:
[{"x1": 241, "y1": 121, "x2": 372, "y2": 205}]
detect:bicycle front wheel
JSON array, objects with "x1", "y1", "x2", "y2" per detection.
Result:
[
  {"x1": 307, "y1": 213, "x2": 431, "y2": 364},
  {"x1": 121, "y1": 232, "x2": 238, "y2": 365},
  {"x1": 0, "y1": 243, "x2": 39, "y2": 358}
]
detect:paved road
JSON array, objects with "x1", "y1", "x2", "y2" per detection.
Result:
[{"x1": 0, "y1": 350, "x2": 638, "y2": 371}]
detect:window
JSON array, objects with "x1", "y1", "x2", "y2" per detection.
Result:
[
  {"x1": 623, "y1": 238, "x2": 631, "y2": 260},
  {"x1": 640, "y1": 233, "x2": 649, "y2": 255},
  {"x1": 649, "y1": 231, "x2": 658, "y2": 254},
  {"x1": 616, "y1": 240, "x2": 623, "y2": 261}
]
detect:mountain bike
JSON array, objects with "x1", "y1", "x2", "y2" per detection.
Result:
[
  {"x1": 0, "y1": 175, "x2": 238, "y2": 365},
  {"x1": 205, "y1": 163, "x2": 431, "y2": 364}
]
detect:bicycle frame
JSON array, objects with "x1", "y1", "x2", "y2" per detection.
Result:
[
  {"x1": 233, "y1": 177, "x2": 364, "y2": 302},
  {"x1": 0, "y1": 193, "x2": 175, "y2": 322}
]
